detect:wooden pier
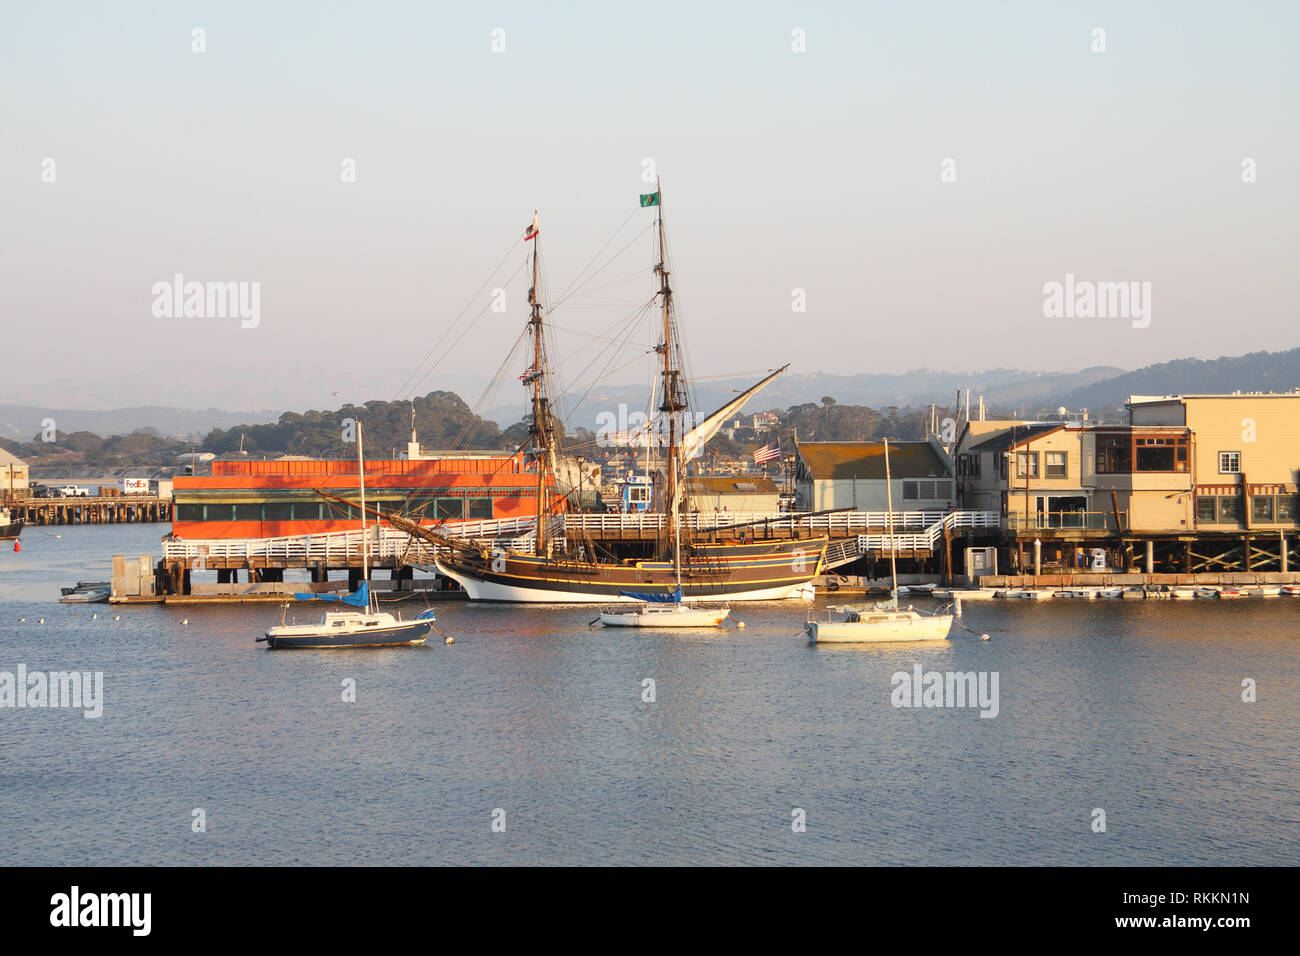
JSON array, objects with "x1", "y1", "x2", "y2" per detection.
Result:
[{"x1": 4, "y1": 494, "x2": 172, "y2": 526}]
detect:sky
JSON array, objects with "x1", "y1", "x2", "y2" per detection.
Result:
[{"x1": 2, "y1": 1, "x2": 1297, "y2": 417}]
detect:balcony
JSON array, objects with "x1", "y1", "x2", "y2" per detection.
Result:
[{"x1": 1007, "y1": 510, "x2": 1126, "y2": 532}]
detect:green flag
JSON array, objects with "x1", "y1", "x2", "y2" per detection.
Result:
[{"x1": 639, "y1": 191, "x2": 660, "y2": 207}]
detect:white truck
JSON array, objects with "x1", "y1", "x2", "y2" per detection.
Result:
[{"x1": 58, "y1": 485, "x2": 90, "y2": 497}]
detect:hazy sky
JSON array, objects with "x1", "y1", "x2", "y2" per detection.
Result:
[{"x1": 2, "y1": 1, "x2": 1296, "y2": 415}]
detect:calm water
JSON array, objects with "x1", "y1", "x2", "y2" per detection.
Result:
[{"x1": 1, "y1": 524, "x2": 1296, "y2": 866}]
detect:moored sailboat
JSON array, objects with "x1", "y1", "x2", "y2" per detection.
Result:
[
  {"x1": 805, "y1": 439, "x2": 954, "y2": 643},
  {"x1": 259, "y1": 421, "x2": 434, "y2": 649}
]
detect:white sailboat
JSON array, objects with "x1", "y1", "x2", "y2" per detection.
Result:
[
  {"x1": 260, "y1": 421, "x2": 434, "y2": 649},
  {"x1": 805, "y1": 438, "x2": 954, "y2": 643},
  {"x1": 599, "y1": 485, "x2": 731, "y2": 628}
]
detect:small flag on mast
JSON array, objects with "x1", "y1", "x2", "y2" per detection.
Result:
[
  {"x1": 523, "y1": 212, "x2": 539, "y2": 241},
  {"x1": 639, "y1": 191, "x2": 660, "y2": 207},
  {"x1": 753, "y1": 441, "x2": 781, "y2": 465}
]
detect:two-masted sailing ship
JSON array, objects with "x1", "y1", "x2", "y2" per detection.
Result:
[{"x1": 430, "y1": 187, "x2": 829, "y2": 603}]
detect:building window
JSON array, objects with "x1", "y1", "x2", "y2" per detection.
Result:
[
  {"x1": 1219, "y1": 451, "x2": 1241, "y2": 474},
  {"x1": 264, "y1": 502, "x2": 293, "y2": 521},
  {"x1": 176, "y1": 504, "x2": 204, "y2": 522},
  {"x1": 234, "y1": 503, "x2": 262, "y2": 522},
  {"x1": 292, "y1": 502, "x2": 322, "y2": 520},
  {"x1": 1252, "y1": 495, "x2": 1275, "y2": 523},
  {"x1": 1097, "y1": 433, "x2": 1189, "y2": 474},
  {"x1": 1218, "y1": 496, "x2": 1242, "y2": 523},
  {"x1": 902, "y1": 480, "x2": 918, "y2": 500},
  {"x1": 1014, "y1": 451, "x2": 1039, "y2": 479},
  {"x1": 1045, "y1": 451, "x2": 1067, "y2": 478},
  {"x1": 436, "y1": 498, "x2": 465, "y2": 520},
  {"x1": 1195, "y1": 496, "x2": 1218, "y2": 523},
  {"x1": 467, "y1": 498, "x2": 493, "y2": 520},
  {"x1": 1096, "y1": 434, "x2": 1132, "y2": 474},
  {"x1": 1279, "y1": 496, "x2": 1297, "y2": 522}
]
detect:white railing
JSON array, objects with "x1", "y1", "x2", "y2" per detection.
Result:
[{"x1": 162, "y1": 510, "x2": 1003, "y2": 566}]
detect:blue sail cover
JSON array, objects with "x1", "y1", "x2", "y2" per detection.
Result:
[
  {"x1": 292, "y1": 581, "x2": 369, "y2": 607},
  {"x1": 618, "y1": 585, "x2": 682, "y2": 603}
]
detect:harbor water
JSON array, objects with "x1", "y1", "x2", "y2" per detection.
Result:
[{"x1": 1, "y1": 524, "x2": 1296, "y2": 865}]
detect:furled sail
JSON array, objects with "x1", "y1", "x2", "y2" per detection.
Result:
[{"x1": 292, "y1": 581, "x2": 370, "y2": 607}]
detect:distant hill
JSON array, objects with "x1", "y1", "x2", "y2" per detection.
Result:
[
  {"x1": 0, "y1": 404, "x2": 280, "y2": 443},
  {"x1": 491, "y1": 365, "x2": 1126, "y2": 429},
  {"x1": 1058, "y1": 348, "x2": 1300, "y2": 409}
]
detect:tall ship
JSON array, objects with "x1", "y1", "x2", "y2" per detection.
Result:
[{"x1": 426, "y1": 187, "x2": 828, "y2": 603}]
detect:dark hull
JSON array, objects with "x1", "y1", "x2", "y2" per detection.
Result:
[
  {"x1": 0, "y1": 518, "x2": 23, "y2": 541},
  {"x1": 437, "y1": 537, "x2": 828, "y2": 603},
  {"x1": 264, "y1": 619, "x2": 433, "y2": 650}
]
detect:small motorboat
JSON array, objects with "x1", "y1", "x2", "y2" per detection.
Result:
[
  {"x1": 1254, "y1": 585, "x2": 1282, "y2": 597},
  {"x1": 1169, "y1": 587, "x2": 1198, "y2": 599},
  {"x1": 1194, "y1": 587, "x2": 1221, "y2": 599},
  {"x1": 1281, "y1": 584, "x2": 1300, "y2": 597},
  {"x1": 60, "y1": 582, "x2": 110, "y2": 604},
  {"x1": 1001, "y1": 589, "x2": 1051, "y2": 600},
  {"x1": 0, "y1": 507, "x2": 24, "y2": 541},
  {"x1": 1096, "y1": 587, "x2": 1124, "y2": 599},
  {"x1": 1218, "y1": 586, "x2": 1246, "y2": 600},
  {"x1": 1055, "y1": 588, "x2": 1095, "y2": 599}
]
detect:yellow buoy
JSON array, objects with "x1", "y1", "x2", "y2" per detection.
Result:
[
  {"x1": 736, "y1": 621, "x2": 745, "y2": 629},
  {"x1": 444, "y1": 635, "x2": 454, "y2": 645}
]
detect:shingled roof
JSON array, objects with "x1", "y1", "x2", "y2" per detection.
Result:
[
  {"x1": 684, "y1": 476, "x2": 780, "y2": 496},
  {"x1": 967, "y1": 423, "x2": 1063, "y2": 453},
  {"x1": 795, "y1": 441, "x2": 949, "y2": 480}
]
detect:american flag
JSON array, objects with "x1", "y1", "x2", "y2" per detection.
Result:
[{"x1": 753, "y1": 441, "x2": 781, "y2": 465}]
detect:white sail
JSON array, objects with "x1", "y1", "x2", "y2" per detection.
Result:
[
  {"x1": 618, "y1": 364, "x2": 788, "y2": 459},
  {"x1": 679, "y1": 364, "x2": 788, "y2": 461}
]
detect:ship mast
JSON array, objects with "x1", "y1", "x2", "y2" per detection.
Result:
[
  {"x1": 654, "y1": 178, "x2": 687, "y2": 561},
  {"x1": 524, "y1": 211, "x2": 552, "y2": 556}
]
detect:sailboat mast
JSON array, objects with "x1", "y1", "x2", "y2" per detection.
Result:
[
  {"x1": 884, "y1": 437, "x2": 898, "y2": 600},
  {"x1": 358, "y1": 420, "x2": 369, "y2": 590},
  {"x1": 654, "y1": 177, "x2": 684, "y2": 554},
  {"x1": 526, "y1": 214, "x2": 549, "y2": 556}
]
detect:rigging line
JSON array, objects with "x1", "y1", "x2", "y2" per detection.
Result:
[
  {"x1": 394, "y1": 241, "x2": 528, "y2": 401},
  {"x1": 402, "y1": 256, "x2": 530, "y2": 401},
  {"x1": 447, "y1": 329, "x2": 528, "y2": 454},
  {"x1": 552, "y1": 300, "x2": 654, "y2": 425},
  {"x1": 546, "y1": 221, "x2": 655, "y2": 314},
  {"x1": 559, "y1": 269, "x2": 647, "y2": 298},
  {"x1": 552, "y1": 207, "x2": 640, "y2": 306},
  {"x1": 562, "y1": 340, "x2": 658, "y2": 429}
]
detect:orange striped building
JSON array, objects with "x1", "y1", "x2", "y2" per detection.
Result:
[{"x1": 171, "y1": 454, "x2": 555, "y2": 539}]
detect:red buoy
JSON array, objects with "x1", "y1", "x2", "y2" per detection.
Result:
[{"x1": 12, "y1": 540, "x2": 21, "y2": 552}]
